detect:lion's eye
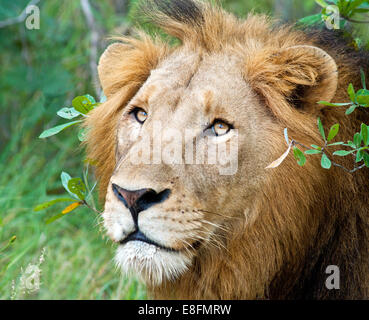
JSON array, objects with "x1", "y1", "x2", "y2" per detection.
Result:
[
  {"x1": 131, "y1": 107, "x2": 148, "y2": 124},
  {"x1": 211, "y1": 120, "x2": 231, "y2": 136}
]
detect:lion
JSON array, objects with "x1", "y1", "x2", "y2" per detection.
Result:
[{"x1": 84, "y1": 0, "x2": 369, "y2": 299}]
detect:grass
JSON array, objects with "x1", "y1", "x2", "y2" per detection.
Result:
[
  {"x1": 0, "y1": 98, "x2": 146, "y2": 300},
  {"x1": 0, "y1": 0, "x2": 147, "y2": 300}
]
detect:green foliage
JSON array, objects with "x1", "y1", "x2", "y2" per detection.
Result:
[
  {"x1": 0, "y1": 0, "x2": 146, "y2": 300},
  {"x1": 39, "y1": 94, "x2": 98, "y2": 139},
  {"x1": 279, "y1": 60, "x2": 369, "y2": 172},
  {"x1": 39, "y1": 120, "x2": 83, "y2": 139},
  {"x1": 319, "y1": 69, "x2": 369, "y2": 115},
  {"x1": 271, "y1": 55, "x2": 369, "y2": 172},
  {"x1": 72, "y1": 95, "x2": 98, "y2": 115},
  {"x1": 33, "y1": 198, "x2": 75, "y2": 211},
  {"x1": 299, "y1": 0, "x2": 369, "y2": 48},
  {"x1": 279, "y1": 113, "x2": 369, "y2": 171},
  {"x1": 35, "y1": 95, "x2": 99, "y2": 225}
]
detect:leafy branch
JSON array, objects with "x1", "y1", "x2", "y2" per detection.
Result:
[
  {"x1": 267, "y1": 70, "x2": 369, "y2": 172},
  {"x1": 35, "y1": 94, "x2": 102, "y2": 224},
  {"x1": 300, "y1": 0, "x2": 369, "y2": 25}
]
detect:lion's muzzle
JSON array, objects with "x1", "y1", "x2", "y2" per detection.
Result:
[{"x1": 112, "y1": 183, "x2": 172, "y2": 248}]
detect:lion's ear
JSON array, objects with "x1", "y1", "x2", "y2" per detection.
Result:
[
  {"x1": 246, "y1": 44, "x2": 338, "y2": 112},
  {"x1": 98, "y1": 35, "x2": 168, "y2": 97}
]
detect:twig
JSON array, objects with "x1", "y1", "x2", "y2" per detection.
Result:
[
  {"x1": 82, "y1": 200, "x2": 101, "y2": 215},
  {"x1": 291, "y1": 140, "x2": 311, "y2": 150},
  {"x1": 80, "y1": 0, "x2": 102, "y2": 98},
  {"x1": 291, "y1": 139, "x2": 366, "y2": 174},
  {"x1": 0, "y1": 0, "x2": 40, "y2": 28}
]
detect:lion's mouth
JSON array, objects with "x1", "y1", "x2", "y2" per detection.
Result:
[
  {"x1": 119, "y1": 230, "x2": 203, "y2": 253},
  {"x1": 120, "y1": 230, "x2": 177, "y2": 252}
]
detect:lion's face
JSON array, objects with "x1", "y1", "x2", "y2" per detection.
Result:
[
  {"x1": 102, "y1": 49, "x2": 277, "y2": 284},
  {"x1": 86, "y1": 0, "x2": 348, "y2": 298}
]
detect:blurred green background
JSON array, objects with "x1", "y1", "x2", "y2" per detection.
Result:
[{"x1": 0, "y1": 0, "x2": 363, "y2": 299}]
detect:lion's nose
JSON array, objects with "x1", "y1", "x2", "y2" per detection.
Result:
[{"x1": 112, "y1": 183, "x2": 171, "y2": 225}]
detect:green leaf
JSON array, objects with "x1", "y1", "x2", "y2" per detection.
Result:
[
  {"x1": 327, "y1": 141, "x2": 344, "y2": 146},
  {"x1": 327, "y1": 123, "x2": 339, "y2": 141},
  {"x1": 45, "y1": 202, "x2": 81, "y2": 224},
  {"x1": 354, "y1": 132, "x2": 362, "y2": 147},
  {"x1": 361, "y1": 67, "x2": 367, "y2": 90},
  {"x1": 347, "y1": 83, "x2": 356, "y2": 102},
  {"x1": 356, "y1": 89, "x2": 369, "y2": 106},
  {"x1": 45, "y1": 213, "x2": 64, "y2": 225},
  {"x1": 60, "y1": 172, "x2": 78, "y2": 199},
  {"x1": 356, "y1": 150, "x2": 364, "y2": 163},
  {"x1": 33, "y1": 198, "x2": 76, "y2": 211},
  {"x1": 345, "y1": 105, "x2": 357, "y2": 115},
  {"x1": 39, "y1": 120, "x2": 82, "y2": 138},
  {"x1": 333, "y1": 150, "x2": 355, "y2": 156},
  {"x1": 317, "y1": 117, "x2": 326, "y2": 141},
  {"x1": 305, "y1": 149, "x2": 322, "y2": 155},
  {"x1": 84, "y1": 94, "x2": 96, "y2": 104},
  {"x1": 345, "y1": 141, "x2": 357, "y2": 149},
  {"x1": 56, "y1": 107, "x2": 80, "y2": 119},
  {"x1": 72, "y1": 96, "x2": 94, "y2": 115},
  {"x1": 361, "y1": 123, "x2": 368, "y2": 146},
  {"x1": 321, "y1": 153, "x2": 331, "y2": 169},
  {"x1": 363, "y1": 152, "x2": 369, "y2": 167},
  {"x1": 311, "y1": 144, "x2": 322, "y2": 150},
  {"x1": 67, "y1": 178, "x2": 86, "y2": 200},
  {"x1": 293, "y1": 147, "x2": 306, "y2": 166},
  {"x1": 317, "y1": 101, "x2": 352, "y2": 107},
  {"x1": 61, "y1": 172, "x2": 71, "y2": 192},
  {"x1": 297, "y1": 13, "x2": 323, "y2": 26}
]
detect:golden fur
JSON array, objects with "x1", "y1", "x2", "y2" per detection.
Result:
[{"x1": 84, "y1": 0, "x2": 369, "y2": 299}]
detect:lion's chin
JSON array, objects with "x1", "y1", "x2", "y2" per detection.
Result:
[{"x1": 115, "y1": 241, "x2": 192, "y2": 285}]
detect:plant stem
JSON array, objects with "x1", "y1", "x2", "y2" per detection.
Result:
[{"x1": 82, "y1": 200, "x2": 101, "y2": 215}]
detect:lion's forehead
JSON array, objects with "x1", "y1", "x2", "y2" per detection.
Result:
[
  {"x1": 148, "y1": 50, "x2": 201, "y2": 88},
  {"x1": 141, "y1": 50, "x2": 249, "y2": 110}
]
